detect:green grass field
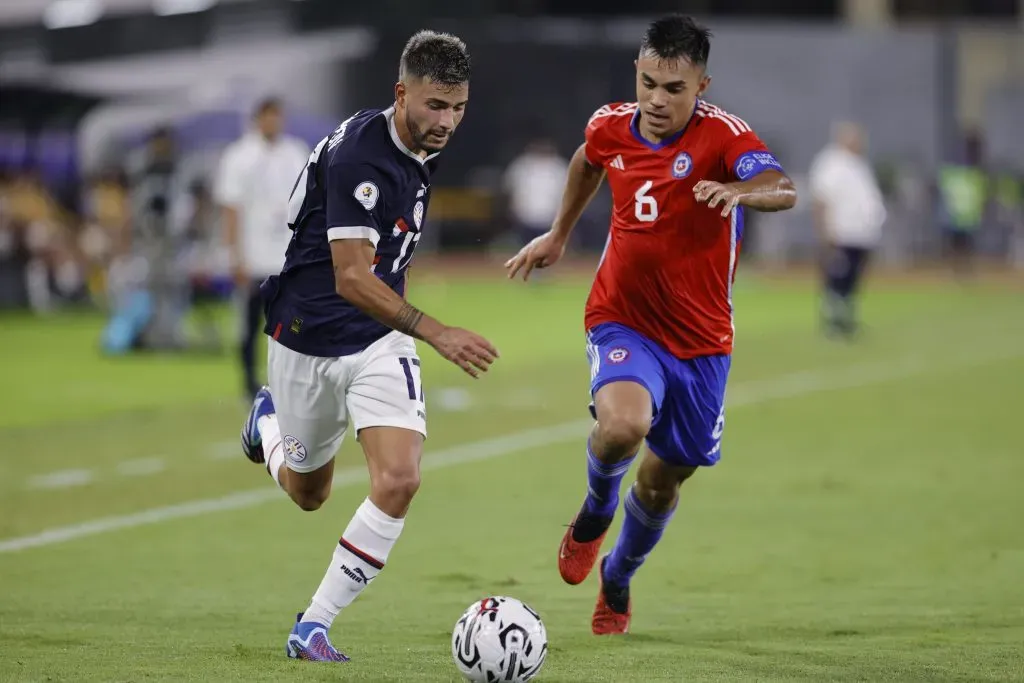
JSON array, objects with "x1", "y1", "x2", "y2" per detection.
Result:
[{"x1": 1, "y1": 268, "x2": 1023, "y2": 682}]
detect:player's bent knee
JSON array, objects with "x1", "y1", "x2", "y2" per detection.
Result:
[
  {"x1": 373, "y1": 467, "x2": 421, "y2": 504},
  {"x1": 280, "y1": 461, "x2": 334, "y2": 511},
  {"x1": 596, "y1": 411, "x2": 651, "y2": 452},
  {"x1": 359, "y1": 426, "x2": 424, "y2": 517},
  {"x1": 292, "y1": 488, "x2": 329, "y2": 512},
  {"x1": 593, "y1": 382, "x2": 653, "y2": 452}
]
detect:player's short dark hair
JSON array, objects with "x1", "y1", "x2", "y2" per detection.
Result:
[
  {"x1": 640, "y1": 14, "x2": 712, "y2": 68},
  {"x1": 399, "y1": 30, "x2": 471, "y2": 87},
  {"x1": 254, "y1": 97, "x2": 282, "y2": 118}
]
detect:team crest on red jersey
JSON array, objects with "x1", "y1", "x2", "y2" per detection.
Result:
[{"x1": 671, "y1": 152, "x2": 693, "y2": 179}]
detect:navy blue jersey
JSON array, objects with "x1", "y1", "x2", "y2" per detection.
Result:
[{"x1": 261, "y1": 108, "x2": 436, "y2": 357}]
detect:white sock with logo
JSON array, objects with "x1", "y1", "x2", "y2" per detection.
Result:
[
  {"x1": 257, "y1": 414, "x2": 285, "y2": 486},
  {"x1": 300, "y1": 498, "x2": 405, "y2": 629}
]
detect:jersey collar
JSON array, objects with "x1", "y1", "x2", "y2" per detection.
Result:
[
  {"x1": 630, "y1": 101, "x2": 696, "y2": 151},
  {"x1": 383, "y1": 107, "x2": 440, "y2": 165}
]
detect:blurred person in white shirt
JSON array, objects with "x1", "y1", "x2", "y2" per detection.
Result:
[
  {"x1": 504, "y1": 137, "x2": 569, "y2": 249},
  {"x1": 809, "y1": 121, "x2": 886, "y2": 338},
  {"x1": 215, "y1": 97, "x2": 310, "y2": 399}
]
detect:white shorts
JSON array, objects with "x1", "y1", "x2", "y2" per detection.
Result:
[{"x1": 266, "y1": 331, "x2": 426, "y2": 473}]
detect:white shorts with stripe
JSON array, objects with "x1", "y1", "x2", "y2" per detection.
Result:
[{"x1": 266, "y1": 331, "x2": 426, "y2": 473}]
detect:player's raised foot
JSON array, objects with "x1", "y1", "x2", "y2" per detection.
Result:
[
  {"x1": 558, "y1": 509, "x2": 612, "y2": 585},
  {"x1": 286, "y1": 613, "x2": 350, "y2": 662},
  {"x1": 592, "y1": 555, "x2": 631, "y2": 636},
  {"x1": 241, "y1": 385, "x2": 275, "y2": 464}
]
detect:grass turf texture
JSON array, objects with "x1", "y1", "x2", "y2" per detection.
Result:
[{"x1": 1, "y1": 268, "x2": 1022, "y2": 682}]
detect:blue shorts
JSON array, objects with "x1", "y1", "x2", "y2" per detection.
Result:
[{"x1": 586, "y1": 322, "x2": 731, "y2": 467}]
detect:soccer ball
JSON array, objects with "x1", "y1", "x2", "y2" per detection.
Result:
[{"x1": 451, "y1": 596, "x2": 548, "y2": 682}]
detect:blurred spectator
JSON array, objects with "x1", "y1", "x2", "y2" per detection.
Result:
[
  {"x1": 182, "y1": 180, "x2": 228, "y2": 353},
  {"x1": 128, "y1": 126, "x2": 190, "y2": 349},
  {"x1": 80, "y1": 169, "x2": 131, "y2": 302},
  {"x1": 809, "y1": 121, "x2": 886, "y2": 338},
  {"x1": 991, "y1": 169, "x2": 1023, "y2": 267},
  {"x1": 936, "y1": 131, "x2": 989, "y2": 277},
  {"x1": 214, "y1": 97, "x2": 310, "y2": 399},
  {"x1": 0, "y1": 171, "x2": 30, "y2": 310},
  {"x1": 503, "y1": 137, "x2": 568, "y2": 247},
  {"x1": 0, "y1": 167, "x2": 86, "y2": 312}
]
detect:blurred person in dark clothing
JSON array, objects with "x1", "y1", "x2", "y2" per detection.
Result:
[{"x1": 127, "y1": 126, "x2": 190, "y2": 350}]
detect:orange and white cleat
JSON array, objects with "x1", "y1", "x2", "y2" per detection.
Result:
[{"x1": 591, "y1": 555, "x2": 631, "y2": 635}]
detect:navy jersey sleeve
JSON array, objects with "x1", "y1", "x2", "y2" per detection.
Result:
[{"x1": 324, "y1": 156, "x2": 389, "y2": 247}]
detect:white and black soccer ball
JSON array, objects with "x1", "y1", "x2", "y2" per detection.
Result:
[{"x1": 451, "y1": 596, "x2": 548, "y2": 682}]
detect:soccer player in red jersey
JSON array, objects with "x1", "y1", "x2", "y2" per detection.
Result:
[{"x1": 506, "y1": 14, "x2": 797, "y2": 635}]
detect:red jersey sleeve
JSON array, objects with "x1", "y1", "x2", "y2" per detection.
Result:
[
  {"x1": 720, "y1": 128, "x2": 786, "y2": 183},
  {"x1": 695, "y1": 101, "x2": 784, "y2": 182},
  {"x1": 583, "y1": 102, "x2": 633, "y2": 168}
]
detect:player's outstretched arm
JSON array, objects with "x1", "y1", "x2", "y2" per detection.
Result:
[
  {"x1": 693, "y1": 170, "x2": 797, "y2": 218},
  {"x1": 505, "y1": 142, "x2": 605, "y2": 281},
  {"x1": 551, "y1": 142, "x2": 606, "y2": 242},
  {"x1": 331, "y1": 239, "x2": 498, "y2": 377}
]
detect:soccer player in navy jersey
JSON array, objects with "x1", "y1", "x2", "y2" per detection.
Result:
[{"x1": 239, "y1": 30, "x2": 498, "y2": 662}]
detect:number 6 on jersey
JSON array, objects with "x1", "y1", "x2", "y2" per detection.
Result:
[{"x1": 634, "y1": 180, "x2": 658, "y2": 222}]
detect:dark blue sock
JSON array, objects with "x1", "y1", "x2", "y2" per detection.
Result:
[
  {"x1": 582, "y1": 440, "x2": 636, "y2": 518},
  {"x1": 603, "y1": 486, "x2": 674, "y2": 587}
]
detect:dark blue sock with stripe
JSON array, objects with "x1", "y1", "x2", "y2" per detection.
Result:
[
  {"x1": 603, "y1": 485, "x2": 675, "y2": 587},
  {"x1": 582, "y1": 439, "x2": 636, "y2": 518}
]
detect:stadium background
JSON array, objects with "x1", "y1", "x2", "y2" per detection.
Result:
[{"x1": 1, "y1": 1, "x2": 1022, "y2": 681}]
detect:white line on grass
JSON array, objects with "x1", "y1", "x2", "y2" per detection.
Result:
[
  {"x1": 26, "y1": 469, "x2": 94, "y2": 490},
  {"x1": 116, "y1": 458, "x2": 166, "y2": 477},
  {"x1": 26, "y1": 458, "x2": 168, "y2": 490},
  {"x1": 1, "y1": 420, "x2": 591, "y2": 555},
  {"x1": 1, "y1": 347, "x2": 1018, "y2": 555}
]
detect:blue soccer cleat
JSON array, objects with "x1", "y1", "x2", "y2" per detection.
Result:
[
  {"x1": 241, "y1": 385, "x2": 275, "y2": 464},
  {"x1": 286, "y1": 613, "x2": 350, "y2": 662}
]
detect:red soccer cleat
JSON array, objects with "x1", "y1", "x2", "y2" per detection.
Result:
[
  {"x1": 592, "y1": 555, "x2": 631, "y2": 635},
  {"x1": 558, "y1": 512, "x2": 608, "y2": 585}
]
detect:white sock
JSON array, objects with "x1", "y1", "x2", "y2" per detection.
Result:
[
  {"x1": 301, "y1": 498, "x2": 405, "y2": 629},
  {"x1": 257, "y1": 414, "x2": 285, "y2": 486}
]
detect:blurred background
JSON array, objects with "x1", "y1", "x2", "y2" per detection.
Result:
[
  {"x1": 1, "y1": 3, "x2": 1023, "y2": 681},
  {"x1": 1, "y1": 0, "x2": 1022, "y2": 321}
]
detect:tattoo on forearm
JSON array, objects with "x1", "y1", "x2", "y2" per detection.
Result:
[{"x1": 395, "y1": 302, "x2": 424, "y2": 335}]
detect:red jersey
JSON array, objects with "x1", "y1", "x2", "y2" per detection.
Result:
[{"x1": 583, "y1": 100, "x2": 777, "y2": 359}]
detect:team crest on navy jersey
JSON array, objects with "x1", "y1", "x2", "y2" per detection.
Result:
[{"x1": 671, "y1": 152, "x2": 693, "y2": 179}]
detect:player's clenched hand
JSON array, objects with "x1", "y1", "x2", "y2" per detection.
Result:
[
  {"x1": 693, "y1": 180, "x2": 743, "y2": 218},
  {"x1": 504, "y1": 231, "x2": 567, "y2": 282},
  {"x1": 427, "y1": 326, "x2": 499, "y2": 379}
]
